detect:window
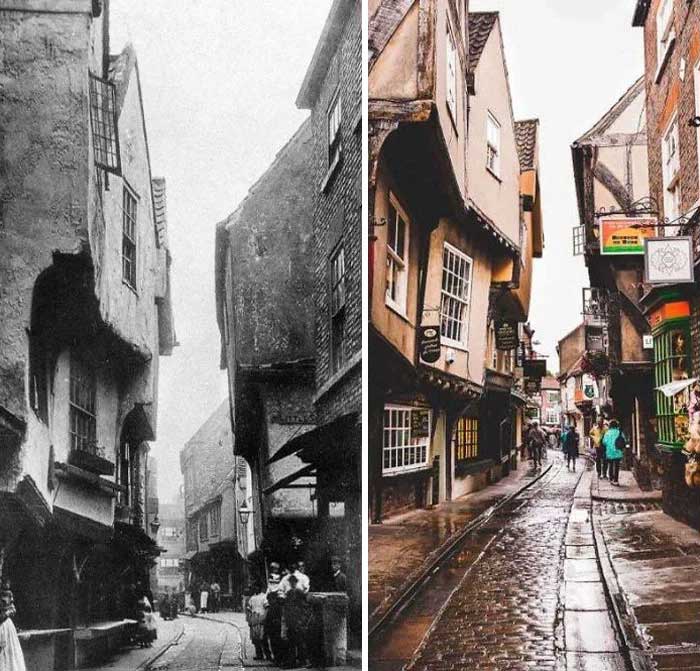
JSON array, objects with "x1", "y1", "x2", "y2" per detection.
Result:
[
  {"x1": 160, "y1": 558, "x2": 179, "y2": 568},
  {"x1": 546, "y1": 391, "x2": 560, "y2": 404},
  {"x1": 122, "y1": 187, "x2": 137, "y2": 289},
  {"x1": 187, "y1": 519, "x2": 198, "y2": 551},
  {"x1": 328, "y1": 91, "x2": 342, "y2": 168},
  {"x1": 654, "y1": 323, "x2": 691, "y2": 446},
  {"x1": 453, "y1": 417, "x2": 479, "y2": 462},
  {"x1": 89, "y1": 74, "x2": 121, "y2": 175},
  {"x1": 330, "y1": 245, "x2": 346, "y2": 373},
  {"x1": 446, "y1": 25, "x2": 457, "y2": 121},
  {"x1": 440, "y1": 243, "x2": 473, "y2": 347},
  {"x1": 545, "y1": 409, "x2": 560, "y2": 426},
  {"x1": 662, "y1": 117, "x2": 680, "y2": 235},
  {"x1": 209, "y1": 502, "x2": 221, "y2": 537},
  {"x1": 199, "y1": 514, "x2": 208, "y2": 542},
  {"x1": 383, "y1": 405, "x2": 431, "y2": 475},
  {"x1": 385, "y1": 197, "x2": 409, "y2": 313},
  {"x1": 656, "y1": 0, "x2": 675, "y2": 69},
  {"x1": 486, "y1": 112, "x2": 501, "y2": 177},
  {"x1": 69, "y1": 353, "x2": 97, "y2": 454}
]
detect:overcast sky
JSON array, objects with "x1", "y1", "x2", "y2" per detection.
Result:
[
  {"x1": 110, "y1": 1, "x2": 644, "y2": 502},
  {"x1": 110, "y1": 1, "x2": 333, "y2": 502},
  {"x1": 469, "y1": 0, "x2": 644, "y2": 371}
]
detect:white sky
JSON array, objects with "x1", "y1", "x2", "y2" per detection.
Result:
[
  {"x1": 470, "y1": 0, "x2": 644, "y2": 369},
  {"x1": 110, "y1": 1, "x2": 333, "y2": 502},
  {"x1": 110, "y1": 1, "x2": 644, "y2": 502}
]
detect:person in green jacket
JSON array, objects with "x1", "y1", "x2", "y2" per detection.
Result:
[{"x1": 602, "y1": 419, "x2": 625, "y2": 485}]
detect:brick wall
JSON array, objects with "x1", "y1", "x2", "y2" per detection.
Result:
[{"x1": 309, "y1": 0, "x2": 362, "y2": 425}]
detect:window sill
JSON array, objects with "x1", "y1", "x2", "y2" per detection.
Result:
[
  {"x1": 486, "y1": 166, "x2": 502, "y2": 182},
  {"x1": 382, "y1": 464, "x2": 432, "y2": 478},
  {"x1": 385, "y1": 299, "x2": 411, "y2": 324},
  {"x1": 321, "y1": 151, "x2": 342, "y2": 193},
  {"x1": 440, "y1": 337, "x2": 468, "y2": 352},
  {"x1": 655, "y1": 37, "x2": 676, "y2": 84},
  {"x1": 122, "y1": 279, "x2": 138, "y2": 296}
]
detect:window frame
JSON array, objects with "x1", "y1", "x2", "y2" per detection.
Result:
[
  {"x1": 439, "y1": 242, "x2": 473, "y2": 349},
  {"x1": 199, "y1": 514, "x2": 209, "y2": 542},
  {"x1": 486, "y1": 111, "x2": 501, "y2": 178},
  {"x1": 662, "y1": 114, "x2": 681, "y2": 236},
  {"x1": 382, "y1": 404, "x2": 431, "y2": 476},
  {"x1": 209, "y1": 502, "x2": 221, "y2": 538},
  {"x1": 445, "y1": 22, "x2": 458, "y2": 124},
  {"x1": 69, "y1": 352, "x2": 97, "y2": 455},
  {"x1": 656, "y1": 0, "x2": 675, "y2": 71},
  {"x1": 88, "y1": 73, "x2": 121, "y2": 176},
  {"x1": 122, "y1": 186, "x2": 138, "y2": 291},
  {"x1": 385, "y1": 194, "x2": 410, "y2": 316},
  {"x1": 453, "y1": 416, "x2": 479, "y2": 463},
  {"x1": 330, "y1": 244, "x2": 347, "y2": 374},
  {"x1": 327, "y1": 89, "x2": 342, "y2": 168}
]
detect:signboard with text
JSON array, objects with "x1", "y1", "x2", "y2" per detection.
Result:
[
  {"x1": 419, "y1": 326, "x2": 441, "y2": 363},
  {"x1": 411, "y1": 409, "x2": 431, "y2": 438},
  {"x1": 495, "y1": 320, "x2": 519, "y2": 351},
  {"x1": 600, "y1": 217, "x2": 656, "y2": 255},
  {"x1": 523, "y1": 359, "x2": 547, "y2": 379}
]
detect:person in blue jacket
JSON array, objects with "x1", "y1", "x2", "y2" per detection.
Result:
[{"x1": 602, "y1": 418, "x2": 625, "y2": 485}]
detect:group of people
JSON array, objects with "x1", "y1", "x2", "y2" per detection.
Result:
[
  {"x1": 246, "y1": 557, "x2": 346, "y2": 669},
  {"x1": 524, "y1": 420, "x2": 551, "y2": 468},
  {"x1": 158, "y1": 586, "x2": 180, "y2": 621},
  {"x1": 188, "y1": 579, "x2": 222, "y2": 614},
  {"x1": 589, "y1": 416, "x2": 626, "y2": 485}
]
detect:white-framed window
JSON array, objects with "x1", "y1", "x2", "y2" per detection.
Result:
[
  {"x1": 545, "y1": 408, "x2": 560, "y2": 426},
  {"x1": 446, "y1": 23, "x2": 457, "y2": 122},
  {"x1": 69, "y1": 353, "x2": 97, "y2": 454},
  {"x1": 656, "y1": 0, "x2": 675, "y2": 68},
  {"x1": 382, "y1": 405, "x2": 431, "y2": 475},
  {"x1": 385, "y1": 195, "x2": 409, "y2": 314},
  {"x1": 330, "y1": 244, "x2": 346, "y2": 373},
  {"x1": 486, "y1": 112, "x2": 501, "y2": 177},
  {"x1": 122, "y1": 186, "x2": 138, "y2": 290},
  {"x1": 453, "y1": 417, "x2": 479, "y2": 462},
  {"x1": 440, "y1": 242, "x2": 472, "y2": 347},
  {"x1": 662, "y1": 115, "x2": 680, "y2": 235},
  {"x1": 327, "y1": 90, "x2": 342, "y2": 167}
]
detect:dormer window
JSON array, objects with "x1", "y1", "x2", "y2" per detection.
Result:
[
  {"x1": 486, "y1": 112, "x2": 501, "y2": 177},
  {"x1": 656, "y1": 0, "x2": 675, "y2": 71}
]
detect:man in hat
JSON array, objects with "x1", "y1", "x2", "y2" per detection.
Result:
[{"x1": 331, "y1": 556, "x2": 346, "y2": 592}]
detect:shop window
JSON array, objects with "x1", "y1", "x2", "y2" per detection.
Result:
[
  {"x1": 330, "y1": 245, "x2": 346, "y2": 373},
  {"x1": 382, "y1": 405, "x2": 431, "y2": 475},
  {"x1": 122, "y1": 187, "x2": 138, "y2": 289},
  {"x1": 69, "y1": 353, "x2": 97, "y2": 454},
  {"x1": 385, "y1": 196, "x2": 409, "y2": 314},
  {"x1": 328, "y1": 90, "x2": 342, "y2": 168},
  {"x1": 654, "y1": 323, "x2": 691, "y2": 446},
  {"x1": 440, "y1": 243, "x2": 472, "y2": 347},
  {"x1": 209, "y1": 502, "x2": 221, "y2": 537},
  {"x1": 453, "y1": 417, "x2": 479, "y2": 462},
  {"x1": 446, "y1": 24, "x2": 457, "y2": 122},
  {"x1": 199, "y1": 514, "x2": 208, "y2": 542}
]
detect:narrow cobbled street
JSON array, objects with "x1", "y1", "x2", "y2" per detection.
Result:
[{"x1": 370, "y1": 453, "x2": 629, "y2": 671}]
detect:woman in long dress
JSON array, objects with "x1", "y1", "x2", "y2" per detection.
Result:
[{"x1": 0, "y1": 579, "x2": 27, "y2": 671}]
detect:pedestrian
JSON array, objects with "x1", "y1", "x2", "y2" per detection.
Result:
[
  {"x1": 528, "y1": 420, "x2": 547, "y2": 468},
  {"x1": 246, "y1": 584, "x2": 272, "y2": 662},
  {"x1": 589, "y1": 416, "x2": 608, "y2": 479},
  {"x1": 159, "y1": 587, "x2": 172, "y2": 620},
  {"x1": 210, "y1": 580, "x2": 221, "y2": 613},
  {"x1": 602, "y1": 419, "x2": 626, "y2": 485},
  {"x1": 135, "y1": 594, "x2": 157, "y2": 648},
  {"x1": 265, "y1": 563, "x2": 286, "y2": 665},
  {"x1": 0, "y1": 579, "x2": 26, "y2": 671},
  {"x1": 190, "y1": 580, "x2": 200, "y2": 614},
  {"x1": 331, "y1": 556, "x2": 347, "y2": 592},
  {"x1": 200, "y1": 582, "x2": 209, "y2": 614},
  {"x1": 282, "y1": 575, "x2": 311, "y2": 668},
  {"x1": 563, "y1": 424, "x2": 580, "y2": 471}
]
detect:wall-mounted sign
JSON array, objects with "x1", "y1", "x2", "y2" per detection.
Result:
[
  {"x1": 411, "y1": 409, "x2": 431, "y2": 438},
  {"x1": 600, "y1": 217, "x2": 656, "y2": 255},
  {"x1": 643, "y1": 334, "x2": 654, "y2": 350},
  {"x1": 524, "y1": 378, "x2": 541, "y2": 395},
  {"x1": 495, "y1": 320, "x2": 519, "y2": 351},
  {"x1": 585, "y1": 325, "x2": 605, "y2": 353},
  {"x1": 419, "y1": 326, "x2": 441, "y2": 363},
  {"x1": 644, "y1": 236, "x2": 694, "y2": 284},
  {"x1": 523, "y1": 359, "x2": 547, "y2": 379}
]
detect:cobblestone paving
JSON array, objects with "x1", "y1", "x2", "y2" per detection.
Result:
[{"x1": 406, "y1": 464, "x2": 581, "y2": 671}]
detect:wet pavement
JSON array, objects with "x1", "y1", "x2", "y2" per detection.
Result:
[
  {"x1": 370, "y1": 454, "x2": 629, "y2": 670},
  {"x1": 369, "y1": 457, "x2": 539, "y2": 624},
  {"x1": 591, "y1": 470, "x2": 662, "y2": 503}
]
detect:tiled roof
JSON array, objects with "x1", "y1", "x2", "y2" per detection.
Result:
[
  {"x1": 468, "y1": 12, "x2": 498, "y2": 71},
  {"x1": 514, "y1": 119, "x2": 539, "y2": 171},
  {"x1": 152, "y1": 177, "x2": 168, "y2": 249}
]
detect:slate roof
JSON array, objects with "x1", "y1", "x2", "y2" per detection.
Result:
[
  {"x1": 152, "y1": 177, "x2": 169, "y2": 249},
  {"x1": 514, "y1": 119, "x2": 539, "y2": 171},
  {"x1": 468, "y1": 12, "x2": 498, "y2": 71}
]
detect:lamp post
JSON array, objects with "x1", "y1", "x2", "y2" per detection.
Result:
[
  {"x1": 238, "y1": 501, "x2": 252, "y2": 526},
  {"x1": 150, "y1": 515, "x2": 161, "y2": 536}
]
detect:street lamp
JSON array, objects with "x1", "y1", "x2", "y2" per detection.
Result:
[
  {"x1": 150, "y1": 515, "x2": 161, "y2": 535},
  {"x1": 238, "y1": 501, "x2": 252, "y2": 526}
]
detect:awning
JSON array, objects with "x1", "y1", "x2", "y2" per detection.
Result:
[{"x1": 656, "y1": 378, "x2": 698, "y2": 398}]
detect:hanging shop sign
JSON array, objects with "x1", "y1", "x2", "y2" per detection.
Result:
[
  {"x1": 600, "y1": 217, "x2": 656, "y2": 255},
  {"x1": 582, "y1": 373, "x2": 598, "y2": 402},
  {"x1": 411, "y1": 408, "x2": 431, "y2": 438},
  {"x1": 495, "y1": 320, "x2": 520, "y2": 351},
  {"x1": 418, "y1": 326, "x2": 441, "y2": 364},
  {"x1": 644, "y1": 236, "x2": 694, "y2": 284},
  {"x1": 585, "y1": 324, "x2": 605, "y2": 352},
  {"x1": 643, "y1": 334, "x2": 654, "y2": 350},
  {"x1": 524, "y1": 378, "x2": 541, "y2": 395},
  {"x1": 523, "y1": 359, "x2": 547, "y2": 379}
]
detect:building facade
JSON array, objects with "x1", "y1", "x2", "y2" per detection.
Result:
[
  {"x1": 155, "y1": 495, "x2": 186, "y2": 593},
  {"x1": 633, "y1": 0, "x2": 700, "y2": 526},
  {"x1": 0, "y1": 1, "x2": 175, "y2": 665},
  {"x1": 368, "y1": 5, "x2": 543, "y2": 521}
]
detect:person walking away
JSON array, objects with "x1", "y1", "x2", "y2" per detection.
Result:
[
  {"x1": 282, "y1": 575, "x2": 311, "y2": 668},
  {"x1": 563, "y1": 425, "x2": 580, "y2": 471},
  {"x1": 265, "y1": 563, "x2": 286, "y2": 665},
  {"x1": 590, "y1": 417, "x2": 608, "y2": 479},
  {"x1": 602, "y1": 419, "x2": 625, "y2": 485},
  {"x1": 200, "y1": 582, "x2": 209, "y2": 614},
  {"x1": 210, "y1": 581, "x2": 221, "y2": 613},
  {"x1": 159, "y1": 587, "x2": 172, "y2": 620},
  {"x1": 0, "y1": 579, "x2": 26, "y2": 671},
  {"x1": 246, "y1": 585, "x2": 272, "y2": 661},
  {"x1": 528, "y1": 420, "x2": 547, "y2": 468}
]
